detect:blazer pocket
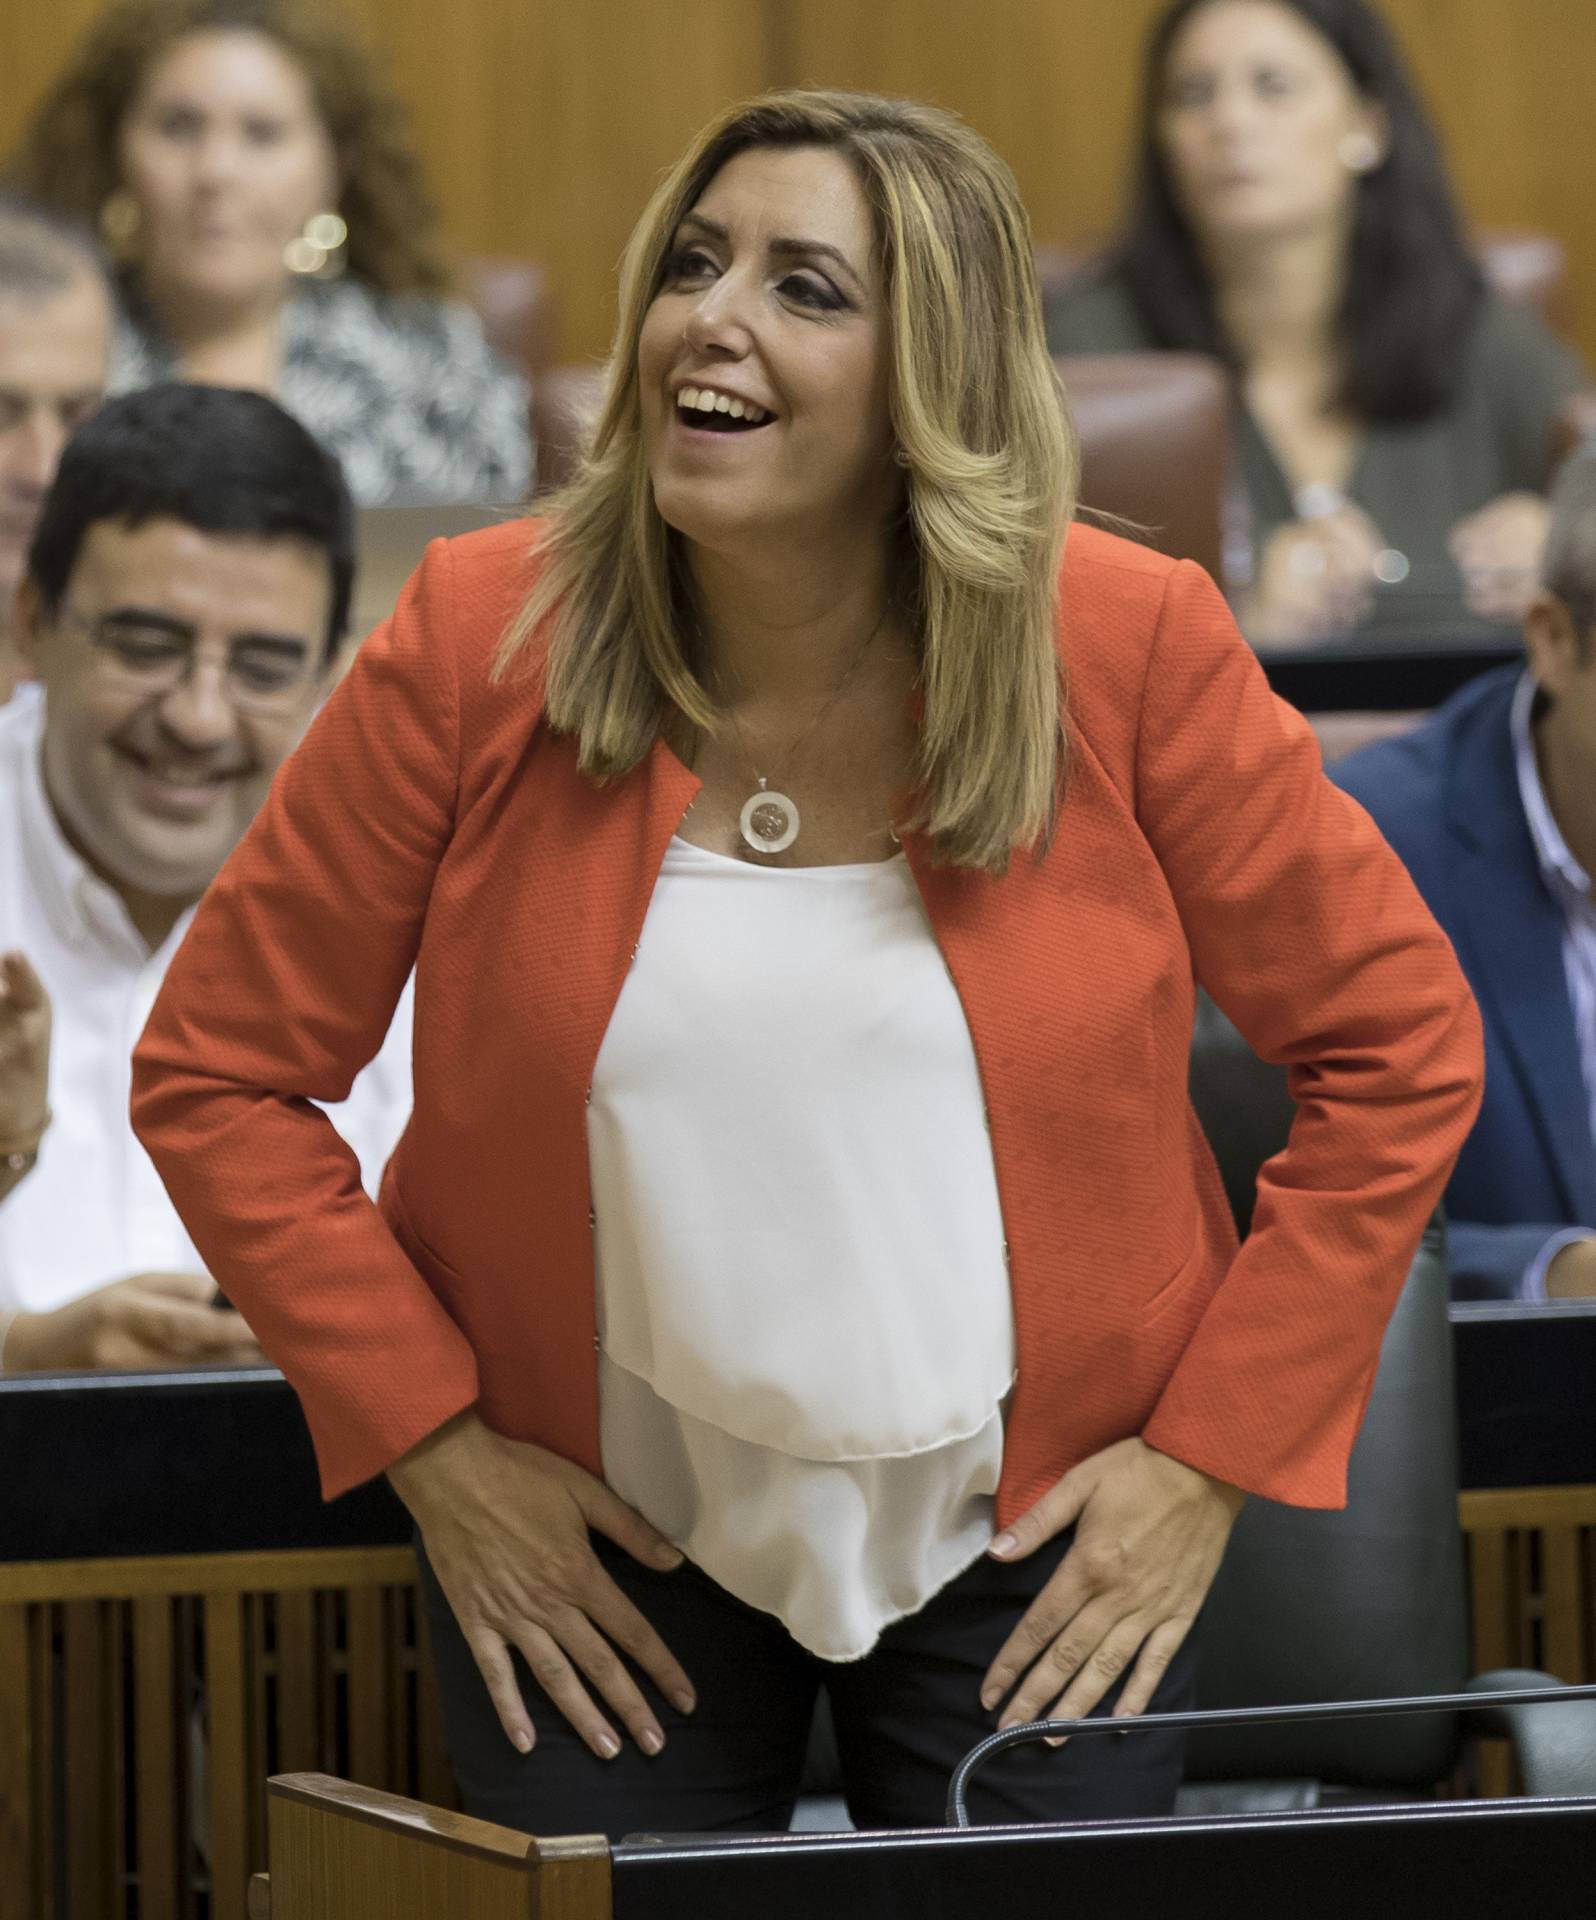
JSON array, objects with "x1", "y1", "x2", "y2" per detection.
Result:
[
  {"x1": 1140, "y1": 1231, "x2": 1208, "y2": 1324},
  {"x1": 385, "y1": 1177, "x2": 470, "y2": 1294}
]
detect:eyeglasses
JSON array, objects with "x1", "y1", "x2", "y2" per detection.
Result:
[{"x1": 61, "y1": 605, "x2": 319, "y2": 717}]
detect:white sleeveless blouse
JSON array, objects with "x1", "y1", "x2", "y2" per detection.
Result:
[{"x1": 588, "y1": 836, "x2": 1015, "y2": 1660}]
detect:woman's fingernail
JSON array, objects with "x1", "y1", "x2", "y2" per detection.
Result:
[
  {"x1": 980, "y1": 1687, "x2": 1000, "y2": 1712},
  {"x1": 671, "y1": 1689, "x2": 696, "y2": 1715},
  {"x1": 655, "y1": 1543, "x2": 685, "y2": 1570},
  {"x1": 640, "y1": 1727, "x2": 664, "y2": 1756},
  {"x1": 1044, "y1": 1735, "x2": 1066, "y2": 1750},
  {"x1": 989, "y1": 1532, "x2": 1017, "y2": 1558},
  {"x1": 598, "y1": 1731, "x2": 621, "y2": 1759},
  {"x1": 513, "y1": 1729, "x2": 533, "y2": 1754}
]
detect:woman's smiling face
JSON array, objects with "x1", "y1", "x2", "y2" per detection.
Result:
[{"x1": 637, "y1": 144, "x2": 900, "y2": 555}]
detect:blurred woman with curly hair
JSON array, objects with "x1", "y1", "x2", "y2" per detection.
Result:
[{"x1": 9, "y1": 0, "x2": 530, "y2": 504}]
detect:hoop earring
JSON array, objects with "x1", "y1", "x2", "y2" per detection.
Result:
[
  {"x1": 284, "y1": 211, "x2": 348, "y2": 279},
  {"x1": 1338, "y1": 130, "x2": 1383, "y2": 174},
  {"x1": 98, "y1": 189, "x2": 142, "y2": 263}
]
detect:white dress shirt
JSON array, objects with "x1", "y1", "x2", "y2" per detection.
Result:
[
  {"x1": 0, "y1": 691, "x2": 412, "y2": 1325},
  {"x1": 590, "y1": 835, "x2": 1015, "y2": 1660}
]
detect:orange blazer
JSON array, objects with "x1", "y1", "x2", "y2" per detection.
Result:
[{"x1": 131, "y1": 521, "x2": 1482, "y2": 1518}]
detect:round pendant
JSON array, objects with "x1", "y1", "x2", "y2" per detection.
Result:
[{"x1": 738, "y1": 788, "x2": 799, "y2": 854}]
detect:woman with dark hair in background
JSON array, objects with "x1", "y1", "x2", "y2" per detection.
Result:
[
  {"x1": 8, "y1": 0, "x2": 530, "y2": 506},
  {"x1": 1045, "y1": 0, "x2": 1589, "y2": 646}
]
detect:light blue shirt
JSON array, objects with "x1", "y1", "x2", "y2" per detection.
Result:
[{"x1": 1510, "y1": 671, "x2": 1596, "y2": 1298}]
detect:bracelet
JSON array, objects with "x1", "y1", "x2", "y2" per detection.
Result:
[{"x1": 0, "y1": 1106, "x2": 51, "y2": 1173}]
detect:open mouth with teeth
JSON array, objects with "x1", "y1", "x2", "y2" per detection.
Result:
[{"x1": 676, "y1": 385, "x2": 775, "y2": 433}]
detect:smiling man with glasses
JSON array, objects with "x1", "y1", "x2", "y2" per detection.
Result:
[{"x1": 0, "y1": 381, "x2": 410, "y2": 1371}]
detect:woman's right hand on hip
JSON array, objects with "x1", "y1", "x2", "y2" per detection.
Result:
[{"x1": 388, "y1": 1410, "x2": 696, "y2": 1759}]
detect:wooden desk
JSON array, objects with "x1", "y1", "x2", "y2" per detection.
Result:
[
  {"x1": 250, "y1": 1774, "x2": 1596, "y2": 1920},
  {"x1": 1453, "y1": 1305, "x2": 1596, "y2": 1752},
  {"x1": 5, "y1": 1316, "x2": 1594, "y2": 1919},
  {"x1": 0, "y1": 1370, "x2": 436, "y2": 1920}
]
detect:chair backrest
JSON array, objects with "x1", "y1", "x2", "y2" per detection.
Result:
[
  {"x1": 1033, "y1": 242, "x2": 1098, "y2": 312},
  {"x1": 459, "y1": 256, "x2": 561, "y2": 378},
  {"x1": 1059, "y1": 352, "x2": 1229, "y2": 577},
  {"x1": 530, "y1": 353, "x2": 1230, "y2": 580},
  {"x1": 1181, "y1": 994, "x2": 1470, "y2": 1791}
]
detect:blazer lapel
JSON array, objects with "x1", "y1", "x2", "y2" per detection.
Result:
[{"x1": 1446, "y1": 693, "x2": 1596, "y2": 1224}]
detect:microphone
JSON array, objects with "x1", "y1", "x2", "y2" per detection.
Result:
[{"x1": 946, "y1": 1682, "x2": 1596, "y2": 1827}]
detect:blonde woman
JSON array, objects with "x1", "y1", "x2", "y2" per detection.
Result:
[{"x1": 132, "y1": 91, "x2": 1482, "y2": 1835}]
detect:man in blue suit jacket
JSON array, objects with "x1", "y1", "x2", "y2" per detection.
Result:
[{"x1": 1334, "y1": 450, "x2": 1596, "y2": 1301}]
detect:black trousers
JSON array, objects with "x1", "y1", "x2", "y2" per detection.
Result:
[{"x1": 416, "y1": 1525, "x2": 1200, "y2": 1840}]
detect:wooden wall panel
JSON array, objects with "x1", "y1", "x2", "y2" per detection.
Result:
[
  {"x1": 779, "y1": 0, "x2": 1165, "y2": 268},
  {"x1": 339, "y1": 0, "x2": 771, "y2": 363},
  {"x1": 1380, "y1": 0, "x2": 1596, "y2": 367},
  {"x1": 2, "y1": 1547, "x2": 426, "y2": 1918},
  {"x1": 1, "y1": 1, "x2": 1594, "y2": 365},
  {"x1": 0, "y1": 0, "x2": 107, "y2": 148},
  {"x1": 0, "y1": 1514, "x2": 1589, "y2": 1909},
  {"x1": 0, "y1": 1602, "x2": 40, "y2": 1920}
]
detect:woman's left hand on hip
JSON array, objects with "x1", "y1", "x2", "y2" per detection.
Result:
[{"x1": 979, "y1": 1436, "x2": 1246, "y2": 1732}]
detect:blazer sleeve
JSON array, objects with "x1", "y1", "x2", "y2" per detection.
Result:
[
  {"x1": 1133, "y1": 561, "x2": 1484, "y2": 1505},
  {"x1": 131, "y1": 539, "x2": 480, "y2": 1498}
]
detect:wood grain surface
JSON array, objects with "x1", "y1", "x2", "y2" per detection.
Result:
[{"x1": 1, "y1": 1, "x2": 1593, "y2": 366}]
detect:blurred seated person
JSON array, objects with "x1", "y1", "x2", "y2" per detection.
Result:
[
  {"x1": 1043, "y1": 0, "x2": 1590, "y2": 647},
  {"x1": 0, "y1": 196, "x2": 112, "y2": 703},
  {"x1": 0, "y1": 382, "x2": 410, "y2": 1371},
  {"x1": 8, "y1": 0, "x2": 531, "y2": 507},
  {"x1": 1335, "y1": 445, "x2": 1596, "y2": 1300}
]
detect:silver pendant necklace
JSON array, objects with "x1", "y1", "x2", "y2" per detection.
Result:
[
  {"x1": 718, "y1": 605, "x2": 890, "y2": 857},
  {"x1": 738, "y1": 780, "x2": 802, "y2": 855}
]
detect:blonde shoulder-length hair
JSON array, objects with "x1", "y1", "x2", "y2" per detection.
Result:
[{"x1": 499, "y1": 88, "x2": 1078, "y2": 872}]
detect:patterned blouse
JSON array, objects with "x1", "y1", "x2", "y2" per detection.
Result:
[{"x1": 110, "y1": 276, "x2": 533, "y2": 506}]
